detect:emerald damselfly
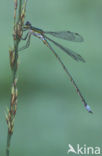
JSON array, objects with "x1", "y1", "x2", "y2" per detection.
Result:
[{"x1": 20, "y1": 21, "x2": 92, "y2": 113}]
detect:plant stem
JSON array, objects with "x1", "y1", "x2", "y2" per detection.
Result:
[{"x1": 6, "y1": 0, "x2": 27, "y2": 155}]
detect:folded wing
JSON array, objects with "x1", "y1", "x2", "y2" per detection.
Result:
[
  {"x1": 44, "y1": 35, "x2": 85, "y2": 62},
  {"x1": 44, "y1": 31, "x2": 84, "y2": 42}
]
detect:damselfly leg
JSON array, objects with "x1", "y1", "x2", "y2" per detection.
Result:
[{"x1": 19, "y1": 32, "x2": 31, "y2": 51}]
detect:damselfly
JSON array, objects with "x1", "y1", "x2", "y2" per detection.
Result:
[{"x1": 20, "y1": 21, "x2": 92, "y2": 113}]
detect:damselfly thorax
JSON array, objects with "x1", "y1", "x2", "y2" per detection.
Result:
[{"x1": 29, "y1": 29, "x2": 45, "y2": 41}]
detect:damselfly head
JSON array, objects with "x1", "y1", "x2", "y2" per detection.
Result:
[
  {"x1": 25, "y1": 21, "x2": 31, "y2": 27},
  {"x1": 23, "y1": 21, "x2": 32, "y2": 30}
]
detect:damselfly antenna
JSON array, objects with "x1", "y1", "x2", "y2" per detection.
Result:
[{"x1": 20, "y1": 21, "x2": 93, "y2": 113}]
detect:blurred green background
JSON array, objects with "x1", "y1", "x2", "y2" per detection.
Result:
[{"x1": 0, "y1": 0, "x2": 102, "y2": 156}]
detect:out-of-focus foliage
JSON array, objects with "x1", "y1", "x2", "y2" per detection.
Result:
[{"x1": 0, "y1": 0, "x2": 102, "y2": 155}]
